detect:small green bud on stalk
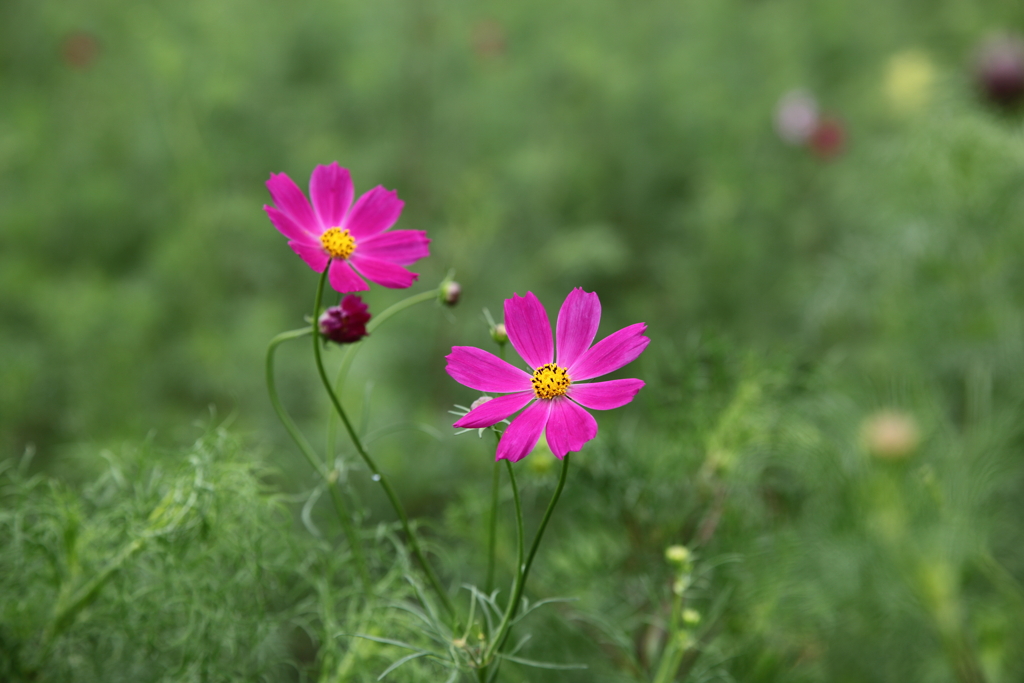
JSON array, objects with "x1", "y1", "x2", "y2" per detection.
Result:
[
  {"x1": 440, "y1": 280, "x2": 461, "y2": 306},
  {"x1": 491, "y1": 322, "x2": 507, "y2": 345},
  {"x1": 862, "y1": 410, "x2": 920, "y2": 460},
  {"x1": 665, "y1": 545, "x2": 691, "y2": 565}
]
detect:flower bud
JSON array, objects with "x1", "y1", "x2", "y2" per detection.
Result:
[
  {"x1": 682, "y1": 608, "x2": 701, "y2": 626},
  {"x1": 973, "y1": 33, "x2": 1024, "y2": 109},
  {"x1": 884, "y1": 50, "x2": 935, "y2": 114},
  {"x1": 862, "y1": 410, "x2": 920, "y2": 460},
  {"x1": 491, "y1": 322, "x2": 508, "y2": 345},
  {"x1": 470, "y1": 396, "x2": 493, "y2": 410},
  {"x1": 318, "y1": 295, "x2": 371, "y2": 344},
  {"x1": 440, "y1": 280, "x2": 462, "y2": 306},
  {"x1": 665, "y1": 545, "x2": 691, "y2": 565}
]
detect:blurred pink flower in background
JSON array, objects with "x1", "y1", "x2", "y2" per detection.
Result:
[
  {"x1": 264, "y1": 162, "x2": 430, "y2": 293},
  {"x1": 809, "y1": 117, "x2": 845, "y2": 159},
  {"x1": 61, "y1": 31, "x2": 100, "y2": 70},
  {"x1": 974, "y1": 33, "x2": 1024, "y2": 109},
  {"x1": 774, "y1": 90, "x2": 820, "y2": 145},
  {"x1": 472, "y1": 19, "x2": 506, "y2": 59},
  {"x1": 446, "y1": 288, "x2": 648, "y2": 462}
]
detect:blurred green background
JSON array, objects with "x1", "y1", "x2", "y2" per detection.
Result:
[{"x1": 4, "y1": 0, "x2": 1024, "y2": 680}]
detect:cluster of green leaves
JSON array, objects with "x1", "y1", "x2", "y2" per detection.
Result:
[{"x1": 0, "y1": 430, "x2": 466, "y2": 682}]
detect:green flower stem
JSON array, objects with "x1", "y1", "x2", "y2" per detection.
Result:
[
  {"x1": 484, "y1": 346, "x2": 508, "y2": 596},
  {"x1": 266, "y1": 328, "x2": 371, "y2": 588},
  {"x1": 484, "y1": 454, "x2": 571, "y2": 671},
  {"x1": 484, "y1": 459, "x2": 501, "y2": 595},
  {"x1": 653, "y1": 580, "x2": 689, "y2": 683},
  {"x1": 480, "y1": 459, "x2": 523, "y2": 683},
  {"x1": 311, "y1": 267, "x2": 457, "y2": 623},
  {"x1": 652, "y1": 637, "x2": 688, "y2": 683},
  {"x1": 325, "y1": 287, "x2": 440, "y2": 462}
]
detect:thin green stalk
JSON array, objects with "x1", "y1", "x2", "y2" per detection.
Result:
[
  {"x1": 311, "y1": 267, "x2": 457, "y2": 623},
  {"x1": 326, "y1": 287, "x2": 441, "y2": 457},
  {"x1": 653, "y1": 587, "x2": 688, "y2": 683},
  {"x1": 484, "y1": 459, "x2": 501, "y2": 594},
  {"x1": 483, "y1": 347, "x2": 507, "y2": 596},
  {"x1": 480, "y1": 460, "x2": 523, "y2": 683},
  {"x1": 484, "y1": 454, "x2": 570, "y2": 670},
  {"x1": 652, "y1": 637, "x2": 688, "y2": 683},
  {"x1": 266, "y1": 328, "x2": 370, "y2": 588}
]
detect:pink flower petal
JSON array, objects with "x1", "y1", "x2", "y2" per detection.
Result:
[
  {"x1": 497, "y1": 400, "x2": 551, "y2": 462},
  {"x1": 358, "y1": 230, "x2": 430, "y2": 266},
  {"x1": 288, "y1": 240, "x2": 329, "y2": 272},
  {"x1": 555, "y1": 288, "x2": 601, "y2": 369},
  {"x1": 569, "y1": 379, "x2": 645, "y2": 410},
  {"x1": 345, "y1": 186, "x2": 404, "y2": 240},
  {"x1": 265, "y1": 206, "x2": 316, "y2": 242},
  {"x1": 453, "y1": 392, "x2": 535, "y2": 429},
  {"x1": 568, "y1": 323, "x2": 649, "y2": 381},
  {"x1": 328, "y1": 259, "x2": 369, "y2": 293},
  {"x1": 544, "y1": 398, "x2": 598, "y2": 458},
  {"x1": 446, "y1": 347, "x2": 533, "y2": 393},
  {"x1": 309, "y1": 162, "x2": 354, "y2": 229},
  {"x1": 349, "y1": 254, "x2": 418, "y2": 289},
  {"x1": 266, "y1": 173, "x2": 318, "y2": 230},
  {"x1": 504, "y1": 292, "x2": 553, "y2": 369}
]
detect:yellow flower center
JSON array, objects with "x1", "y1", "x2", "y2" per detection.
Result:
[
  {"x1": 320, "y1": 227, "x2": 357, "y2": 259},
  {"x1": 531, "y1": 363, "x2": 571, "y2": 400}
]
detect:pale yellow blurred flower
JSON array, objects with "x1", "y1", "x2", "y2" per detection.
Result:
[
  {"x1": 862, "y1": 410, "x2": 921, "y2": 459},
  {"x1": 665, "y1": 545, "x2": 691, "y2": 565},
  {"x1": 884, "y1": 50, "x2": 936, "y2": 114}
]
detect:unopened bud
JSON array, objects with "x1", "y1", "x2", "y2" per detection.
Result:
[
  {"x1": 491, "y1": 322, "x2": 507, "y2": 345},
  {"x1": 862, "y1": 410, "x2": 921, "y2": 460},
  {"x1": 884, "y1": 50, "x2": 935, "y2": 114},
  {"x1": 318, "y1": 295, "x2": 371, "y2": 344},
  {"x1": 682, "y1": 608, "x2": 701, "y2": 626},
  {"x1": 440, "y1": 280, "x2": 461, "y2": 306},
  {"x1": 665, "y1": 545, "x2": 691, "y2": 565},
  {"x1": 974, "y1": 33, "x2": 1024, "y2": 109},
  {"x1": 470, "y1": 396, "x2": 493, "y2": 410}
]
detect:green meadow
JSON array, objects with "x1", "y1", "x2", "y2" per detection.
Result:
[{"x1": 3, "y1": 0, "x2": 1024, "y2": 680}]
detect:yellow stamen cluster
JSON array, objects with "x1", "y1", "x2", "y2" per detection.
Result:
[
  {"x1": 320, "y1": 227, "x2": 357, "y2": 259},
  {"x1": 531, "y1": 363, "x2": 571, "y2": 400}
]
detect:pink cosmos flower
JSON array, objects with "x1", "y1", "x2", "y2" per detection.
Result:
[
  {"x1": 263, "y1": 162, "x2": 430, "y2": 293},
  {"x1": 446, "y1": 288, "x2": 649, "y2": 462}
]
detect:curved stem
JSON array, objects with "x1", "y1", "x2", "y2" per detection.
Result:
[
  {"x1": 326, "y1": 287, "x2": 440, "y2": 467},
  {"x1": 266, "y1": 328, "x2": 320, "y2": 474},
  {"x1": 311, "y1": 267, "x2": 457, "y2": 623},
  {"x1": 484, "y1": 454, "x2": 571, "y2": 668},
  {"x1": 266, "y1": 328, "x2": 371, "y2": 587}
]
